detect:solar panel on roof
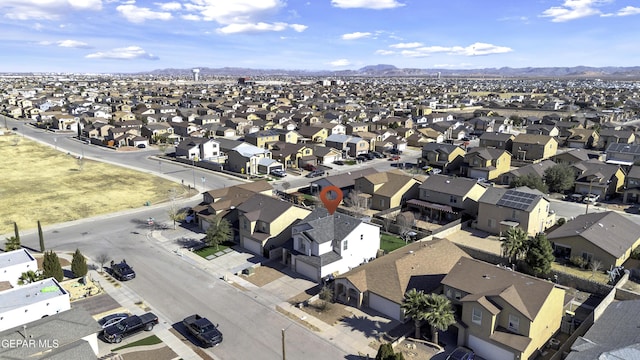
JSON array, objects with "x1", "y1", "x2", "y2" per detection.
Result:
[{"x1": 496, "y1": 189, "x2": 538, "y2": 210}]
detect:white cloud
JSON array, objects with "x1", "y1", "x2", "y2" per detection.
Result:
[
  {"x1": 341, "y1": 32, "x2": 371, "y2": 40},
  {"x1": 615, "y1": 6, "x2": 640, "y2": 16},
  {"x1": 328, "y1": 59, "x2": 351, "y2": 67},
  {"x1": 181, "y1": 14, "x2": 201, "y2": 21},
  {"x1": 433, "y1": 63, "x2": 473, "y2": 68},
  {"x1": 33, "y1": 23, "x2": 44, "y2": 31},
  {"x1": 1, "y1": 0, "x2": 102, "y2": 20},
  {"x1": 216, "y1": 22, "x2": 306, "y2": 34},
  {"x1": 540, "y1": 0, "x2": 604, "y2": 22},
  {"x1": 156, "y1": 2, "x2": 182, "y2": 11},
  {"x1": 390, "y1": 42, "x2": 423, "y2": 49},
  {"x1": 85, "y1": 46, "x2": 159, "y2": 60},
  {"x1": 331, "y1": 0, "x2": 405, "y2": 9},
  {"x1": 116, "y1": 4, "x2": 172, "y2": 23},
  {"x1": 57, "y1": 40, "x2": 91, "y2": 48},
  {"x1": 400, "y1": 42, "x2": 512, "y2": 57},
  {"x1": 38, "y1": 41, "x2": 54, "y2": 46},
  {"x1": 185, "y1": 0, "x2": 285, "y2": 24},
  {"x1": 375, "y1": 49, "x2": 395, "y2": 55}
]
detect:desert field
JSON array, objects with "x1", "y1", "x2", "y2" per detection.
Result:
[{"x1": 0, "y1": 134, "x2": 182, "y2": 234}]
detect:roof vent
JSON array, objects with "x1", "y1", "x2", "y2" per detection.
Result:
[{"x1": 445, "y1": 180, "x2": 450, "y2": 184}]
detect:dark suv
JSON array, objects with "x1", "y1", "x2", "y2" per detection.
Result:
[
  {"x1": 110, "y1": 260, "x2": 136, "y2": 281},
  {"x1": 305, "y1": 169, "x2": 325, "y2": 178}
]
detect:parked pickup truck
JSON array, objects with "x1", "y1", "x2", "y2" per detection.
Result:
[
  {"x1": 110, "y1": 260, "x2": 136, "y2": 281},
  {"x1": 183, "y1": 314, "x2": 223, "y2": 347},
  {"x1": 102, "y1": 312, "x2": 158, "y2": 344}
]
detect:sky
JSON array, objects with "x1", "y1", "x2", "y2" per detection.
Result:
[{"x1": 1, "y1": 0, "x2": 640, "y2": 73}]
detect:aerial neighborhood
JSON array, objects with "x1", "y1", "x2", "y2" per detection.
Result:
[{"x1": 3, "y1": 73, "x2": 640, "y2": 360}]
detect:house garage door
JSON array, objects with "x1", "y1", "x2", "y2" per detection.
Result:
[
  {"x1": 369, "y1": 293, "x2": 401, "y2": 321},
  {"x1": 243, "y1": 237, "x2": 262, "y2": 256},
  {"x1": 468, "y1": 335, "x2": 514, "y2": 360},
  {"x1": 294, "y1": 259, "x2": 318, "y2": 281}
]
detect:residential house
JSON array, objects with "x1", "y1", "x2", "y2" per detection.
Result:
[
  {"x1": 244, "y1": 129, "x2": 281, "y2": 148},
  {"x1": 226, "y1": 142, "x2": 274, "y2": 175},
  {"x1": 237, "y1": 194, "x2": 311, "y2": 257},
  {"x1": 345, "y1": 136, "x2": 369, "y2": 157},
  {"x1": 270, "y1": 142, "x2": 314, "y2": 169},
  {"x1": 511, "y1": 134, "x2": 558, "y2": 162},
  {"x1": 476, "y1": 186, "x2": 555, "y2": 236},
  {"x1": 623, "y1": 165, "x2": 640, "y2": 203},
  {"x1": 297, "y1": 125, "x2": 329, "y2": 143},
  {"x1": 547, "y1": 211, "x2": 640, "y2": 270},
  {"x1": 0, "y1": 249, "x2": 37, "y2": 287},
  {"x1": 345, "y1": 122, "x2": 369, "y2": 135},
  {"x1": 283, "y1": 208, "x2": 380, "y2": 282},
  {"x1": 312, "y1": 122, "x2": 346, "y2": 135},
  {"x1": 500, "y1": 160, "x2": 556, "y2": 186},
  {"x1": 325, "y1": 134, "x2": 354, "y2": 156},
  {"x1": 195, "y1": 180, "x2": 273, "y2": 233},
  {"x1": 565, "y1": 299, "x2": 640, "y2": 360},
  {"x1": 460, "y1": 147, "x2": 511, "y2": 181},
  {"x1": 571, "y1": 159, "x2": 626, "y2": 199},
  {"x1": 565, "y1": 128, "x2": 599, "y2": 149},
  {"x1": 334, "y1": 238, "x2": 470, "y2": 320},
  {"x1": 441, "y1": 257, "x2": 565, "y2": 360},
  {"x1": 525, "y1": 124, "x2": 560, "y2": 137},
  {"x1": 311, "y1": 144, "x2": 343, "y2": 165},
  {"x1": 310, "y1": 168, "x2": 379, "y2": 196},
  {"x1": 418, "y1": 143, "x2": 466, "y2": 174},
  {"x1": 175, "y1": 137, "x2": 220, "y2": 161},
  {"x1": 141, "y1": 122, "x2": 174, "y2": 143},
  {"x1": 552, "y1": 148, "x2": 603, "y2": 165},
  {"x1": 412, "y1": 174, "x2": 487, "y2": 219},
  {"x1": 0, "y1": 308, "x2": 102, "y2": 359},
  {"x1": 605, "y1": 143, "x2": 640, "y2": 166},
  {"x1": 353, "y1": 170, "x2": 421, "y2": 211},
  {"x1": 598, "y1": 129, "x2": 635, "y2": 150},
  {"x1": 479, "y1": 132, "x2": 515, "y2": 151}
]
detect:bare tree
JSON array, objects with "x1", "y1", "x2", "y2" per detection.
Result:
[
  {"x1": 96, "y1": 253, "x2": 110, "y2": 273},
  {"x1": 590, "y1": 259, "x2": 603, "y2": 279},
  {"x1": 381, "y1": 212, "x2": 394, "y2": 233},
  {"x1": 167, "y1": 188, "x2": 185, "y2": 229},
  {"x1": 343, "y1": 190, "x2": 369, "y2": 217}
]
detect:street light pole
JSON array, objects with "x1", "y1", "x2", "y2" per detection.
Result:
[
  {"x1": 192, "y1": 157, "x2": 196, "y2": 191},
  {"x1": 585, "y1": 177, "x2": 599, "y2": 215},
  {"x1": 281, "y1": 328, "x2": 286, "y2": 360}
]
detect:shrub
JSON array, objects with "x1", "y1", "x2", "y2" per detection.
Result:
[
  {"x1": 570, "y1": 256, "x2": 588, "y2": 269},
  {"x1": 632, "y1": 247, "x2": 640, "y2": 260},
  {"x1": 556, "y1": 218, "x2": 566, "y2": 226}
]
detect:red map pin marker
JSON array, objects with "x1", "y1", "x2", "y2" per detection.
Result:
[{"x1": 320, "y1": 185, "x2": 343, "y2": 215}]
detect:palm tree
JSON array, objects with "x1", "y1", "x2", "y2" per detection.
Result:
[
  {"x1": 401, "y1": 288, "x2": 428, "y2": 339},
  {"x1": 501, "y1": 227, "x2": 529, "y2": 265},
  {"x1": 18, "y1": 270, "x2": 42, "y2": 285},
  {"x1": 423, "y1": 293, "x2": 456, "y2": 345}
]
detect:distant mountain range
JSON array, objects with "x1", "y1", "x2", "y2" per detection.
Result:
[{"x1": 143, "y1": 64, "x2": 640, "y2": 79}]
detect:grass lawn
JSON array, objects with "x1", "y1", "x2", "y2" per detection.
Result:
[
  {"x1": 111, "y1": 335, "x2": 162, "y2": 351},
  {"x1": 380, "y1": 233, "x2": 406, "y2": 253},
  {"x1": 551, "y1": 262, "x2": 610, "y2": 284},
  {"x1": 194, "y1": 241, "x2": 235, "y2": 258},
  {"x1": 0, "y1": 134, "x2": 181, "y2": 234}
]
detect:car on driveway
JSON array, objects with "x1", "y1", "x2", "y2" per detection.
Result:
[
  {"x1": 389, "y1": 155, "x2": 401, "y2": 161},
  {"x1": 270, "y1": 169, "x2": 287, "y2": 178},
  {"x1": 98, "y1": 313, "x2": 129, "y2": 329},
  {"x1": 333, "y1": 160, "x2": 344, "y2": 165},
  {"x1": 583, "y1": 193, "x2": 600, "y2": 203},
  {"x1": 446, "y1": 346, "x2": 475, "y2": 360}
]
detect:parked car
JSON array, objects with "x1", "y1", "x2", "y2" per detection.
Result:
[
  {"x1": 98, "y1": 313, "x2": 129, "y2": 329},
  {"x1": 446, "y1": 346, "x2": 475, "y2": 360},
  {"x1": 365, "y1": 152, "x2": 376, "y2": 160},
  {"x1": 356, "y1": 154, "x2": 369, "y2": 162},
  {"x1": 102, "y1": 312, "x2": 158, "y2": 343},
  {"x1": 137, "y1": 144, "x2": 146, "y2": 148},
  {"x1": 305, "y1": 169, "x2": 325, "y2": 178},
  {"x1": 333, "y1": 160, "x2": 344, "y2": 165},
  {"x1": 389, "y1": 155, "x2": 401, "y2": 161},
  {"x1": 370, "y1": 151, "x2": 384, "y2": 158},
  {"x1": 302, "y1": 163, "x2": 317, "y2": 171},
  {"x1": 583, "y1": 193, "x2": 600, "y2": 203},
  {"x1": 388, "y1": 148, "x2": 403, "y2": 155},
  {"x1": 183, "y1": 314, "x2": 223, "y2": 347},
  {"x1": 270, "y1": 169, "x2": 287, "y2": 178},
  {"x1": 110, "y1": 260, "x2": 136, "y2": 281},
  {"x1": 184, "y1": 209, "x2": 196, "y2": 223}
]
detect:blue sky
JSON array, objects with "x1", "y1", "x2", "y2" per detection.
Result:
[{"x1": 1, "y1": 0, "x2": 640, "y2": 73}]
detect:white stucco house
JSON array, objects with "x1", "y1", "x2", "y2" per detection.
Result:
[
  {"x1": 0, "y1": 277, "x2": 71, "y2": 331},
  {"x1": 0, "y1": 249, "x2": 38, "y2": 287},
  {"x1": 282, "y1": 208, "x2": 380, "y2": 282}
]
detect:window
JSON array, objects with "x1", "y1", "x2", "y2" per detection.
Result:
[
  {"x1": 472, "y1": 307, "x2": 482, "y2": 325},
  {"x1": 446, "y1": 289, "x2": 452, "y2": 298},
  {"x1": 299, "y1": 241, "x2": 306, "y2": 252},
  {"x1": 488, "y1": 219, "x2": 495, "y2": 228},
  {"x1": 343, "y1": 240, "x2": 348, "y2": 251},
  {"x1": 379, "y1": 199, "x2": 385, "y2": 207},
  {"x1": 582, "y1": 252, "x2": 593, "y2": 262},
  {"x1": 512, "y1": 210, "x2": 518, "y2": 219},
  {"x1": 449, "y1": 195, "x2": 457, "y2": 203},
  {"x1": 455, "y1": 291, "x2": 461, "y2": 300},
  {"x1": 508, "y1": 315, "x2": 520, "y2": 332}
]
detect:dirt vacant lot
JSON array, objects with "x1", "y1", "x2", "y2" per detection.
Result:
[{"x1": 0, "y1": 134, "x2": 181, "y2": 234}]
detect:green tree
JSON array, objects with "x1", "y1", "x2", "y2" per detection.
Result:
[
  {"x1": 71, "y1": 249, "x2": 88, "y2": 278},
  {"x1": 423, "y1": 293, "x2": 456, "y2": 345},
  {"x1": 18, "y1": 270, "x2": 43, "y2": 285},
  {"x1": 4, "y1": 236, "x2": 21, "y2": 251},
  {"x1": 375, "y1": 343, "x2": 405, "y2": 360},
  {"x1": 42, "y1": 251, "x2": 64, "y2": 282},
  {"x1": 501, "y1": 227, "x2": 529, "y2": 265},
  {"x1": 401, "y1": 288, "x2": 428, "y2": 339},
  {"x1": 510, "y1": 174, "x2": 548, "y2": 193},
  {"x1": 544, "y1": 163, "x2": 575, "y2": 193},
  {"x1": 14, "y1": 222, "x2": 20, "y2": 243},
  {"x1": 525, "y1": 233, "x2": 555, "y2": 277},
  {"x1": 38, "y1": 220, "x2": 45, "y2": 252},
  {"x1": 205, "y1": 215, "x2": 232, "y2": 250}
]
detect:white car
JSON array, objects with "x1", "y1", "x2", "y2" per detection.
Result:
[{"x1": 583, "y1": 194, "x2": 600, "y2": 203}]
